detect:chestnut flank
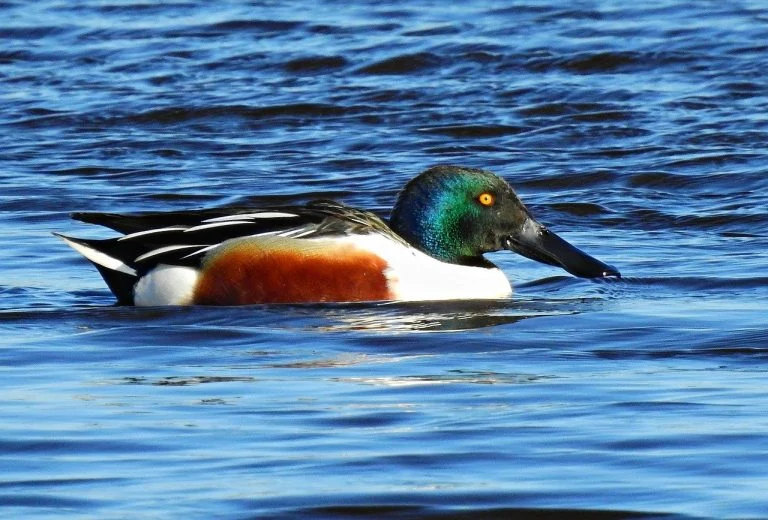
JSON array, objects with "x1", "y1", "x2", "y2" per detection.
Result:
[{"x1": 193, "y1": 238, "x2": 392, "y2": 304}]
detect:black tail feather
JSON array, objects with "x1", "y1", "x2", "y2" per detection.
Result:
[
  {"x1": 71, "y1": 208, "x2": 254, "y2": 234},
  {"x1": 54, "y1": 233, "x2": 139, "y2": 304},
  {"x1": 92, "y1": 264, "x2": 136, "y2": 305}
]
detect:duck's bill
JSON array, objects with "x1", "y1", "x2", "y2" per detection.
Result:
[{"x1": 505, "y1": 218, "x2": 620, "y2": 279}]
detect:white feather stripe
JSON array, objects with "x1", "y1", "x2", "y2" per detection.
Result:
[
  {"x1": 277, "y1": 227, "x2": 316, "y2": 238},
  {"x1": 117, "y1": 226, "x2": 188, "y2": 241},
  {"x1": 180, "y1": 243, "x2": 221, "y2": 259},
  {"x1": 56, "y1": 234, "x2": 137, "y2": 276},
  {"x1": 183, "y1": 221, "x2": 252, "y2": 233},
  {"x1": 134, "y1": 244, "x2": 206, "y2": 263},
  {"x1": 203, "y1": 212, "x2": 299, "y2": 222},
  {"x1": 177, "y1": 229, "x2": 289, "y2": 259}
]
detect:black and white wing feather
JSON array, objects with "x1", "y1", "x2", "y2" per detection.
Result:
[{"x1": 62, "y1": 201, "x2": 404, "y2": 275}]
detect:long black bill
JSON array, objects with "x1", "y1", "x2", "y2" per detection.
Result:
[{"x1": 505, "y1": 218, "x2": 620, "y2": 279}]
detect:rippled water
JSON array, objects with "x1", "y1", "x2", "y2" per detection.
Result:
[{"x1": 2, "y1": 1, "x2": 768, "y2": 518}]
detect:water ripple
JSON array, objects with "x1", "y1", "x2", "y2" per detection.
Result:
[{"x1": 3, "y1": 1, "x2": 768, "y2": 518}]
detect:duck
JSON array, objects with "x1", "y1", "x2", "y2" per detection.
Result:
[{"x1": 55, "y1": 165, "x2": 619, "y2": 306}]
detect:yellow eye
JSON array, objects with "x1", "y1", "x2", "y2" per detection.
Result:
[{"x1": 477, "y1": 192, "x2": 495, "y2": 207}]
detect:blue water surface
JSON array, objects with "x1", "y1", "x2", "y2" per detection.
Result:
[{"x1": 2, "y1": 1, "x2": 768, "y2": 518}]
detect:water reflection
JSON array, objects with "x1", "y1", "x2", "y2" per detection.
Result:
[{"x1": 311, "y1": 296, "x2": 605, "y2": 333}]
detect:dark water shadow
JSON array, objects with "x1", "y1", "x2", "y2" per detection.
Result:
[{"x1": 235, "y1": 492, "x2": 701, "y2": 520}]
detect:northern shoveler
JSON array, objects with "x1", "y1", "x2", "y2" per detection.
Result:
[{"x1": 55, "y1": 165, "x2": 619, "y2": 306}]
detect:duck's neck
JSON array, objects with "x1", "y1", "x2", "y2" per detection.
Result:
[{"x1": 389, "y1": 203, "x2": 486, "y2": 267}]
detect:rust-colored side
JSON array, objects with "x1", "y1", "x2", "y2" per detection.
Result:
[{"x1": 192, "y1": 239, "x2": 393, "y2": 304}]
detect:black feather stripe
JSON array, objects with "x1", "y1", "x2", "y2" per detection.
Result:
[
  {"x1": 67, "y1": 202, "x2": 404, "y2": 276},
  {"x1": 71, "y1": 206, "x2": 321, "y2": 234}
]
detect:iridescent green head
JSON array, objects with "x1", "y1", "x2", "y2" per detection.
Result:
[
  {"x1": 389, "y1": 165, "x2": 620, "y2": 278},
  {"x1": 390, "y1": 165, "x2": 526, "y2": 266}
]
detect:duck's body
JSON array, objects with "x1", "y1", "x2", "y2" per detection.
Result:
[{"x1": 57, "y1": 165, "x2": 619, "y2": 306}]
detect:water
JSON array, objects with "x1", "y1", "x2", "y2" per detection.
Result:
[{"x1": 2, "y1": 0, "x2": 768, "y2": 518}]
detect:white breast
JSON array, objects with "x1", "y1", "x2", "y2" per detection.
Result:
[{"x1": 344, "y1": 234, "x2": 513, "y2": 301}]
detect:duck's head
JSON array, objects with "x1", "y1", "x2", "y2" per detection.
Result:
[{"x1": 389, "y1": 165, "x2": 620, "y2": 278}]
